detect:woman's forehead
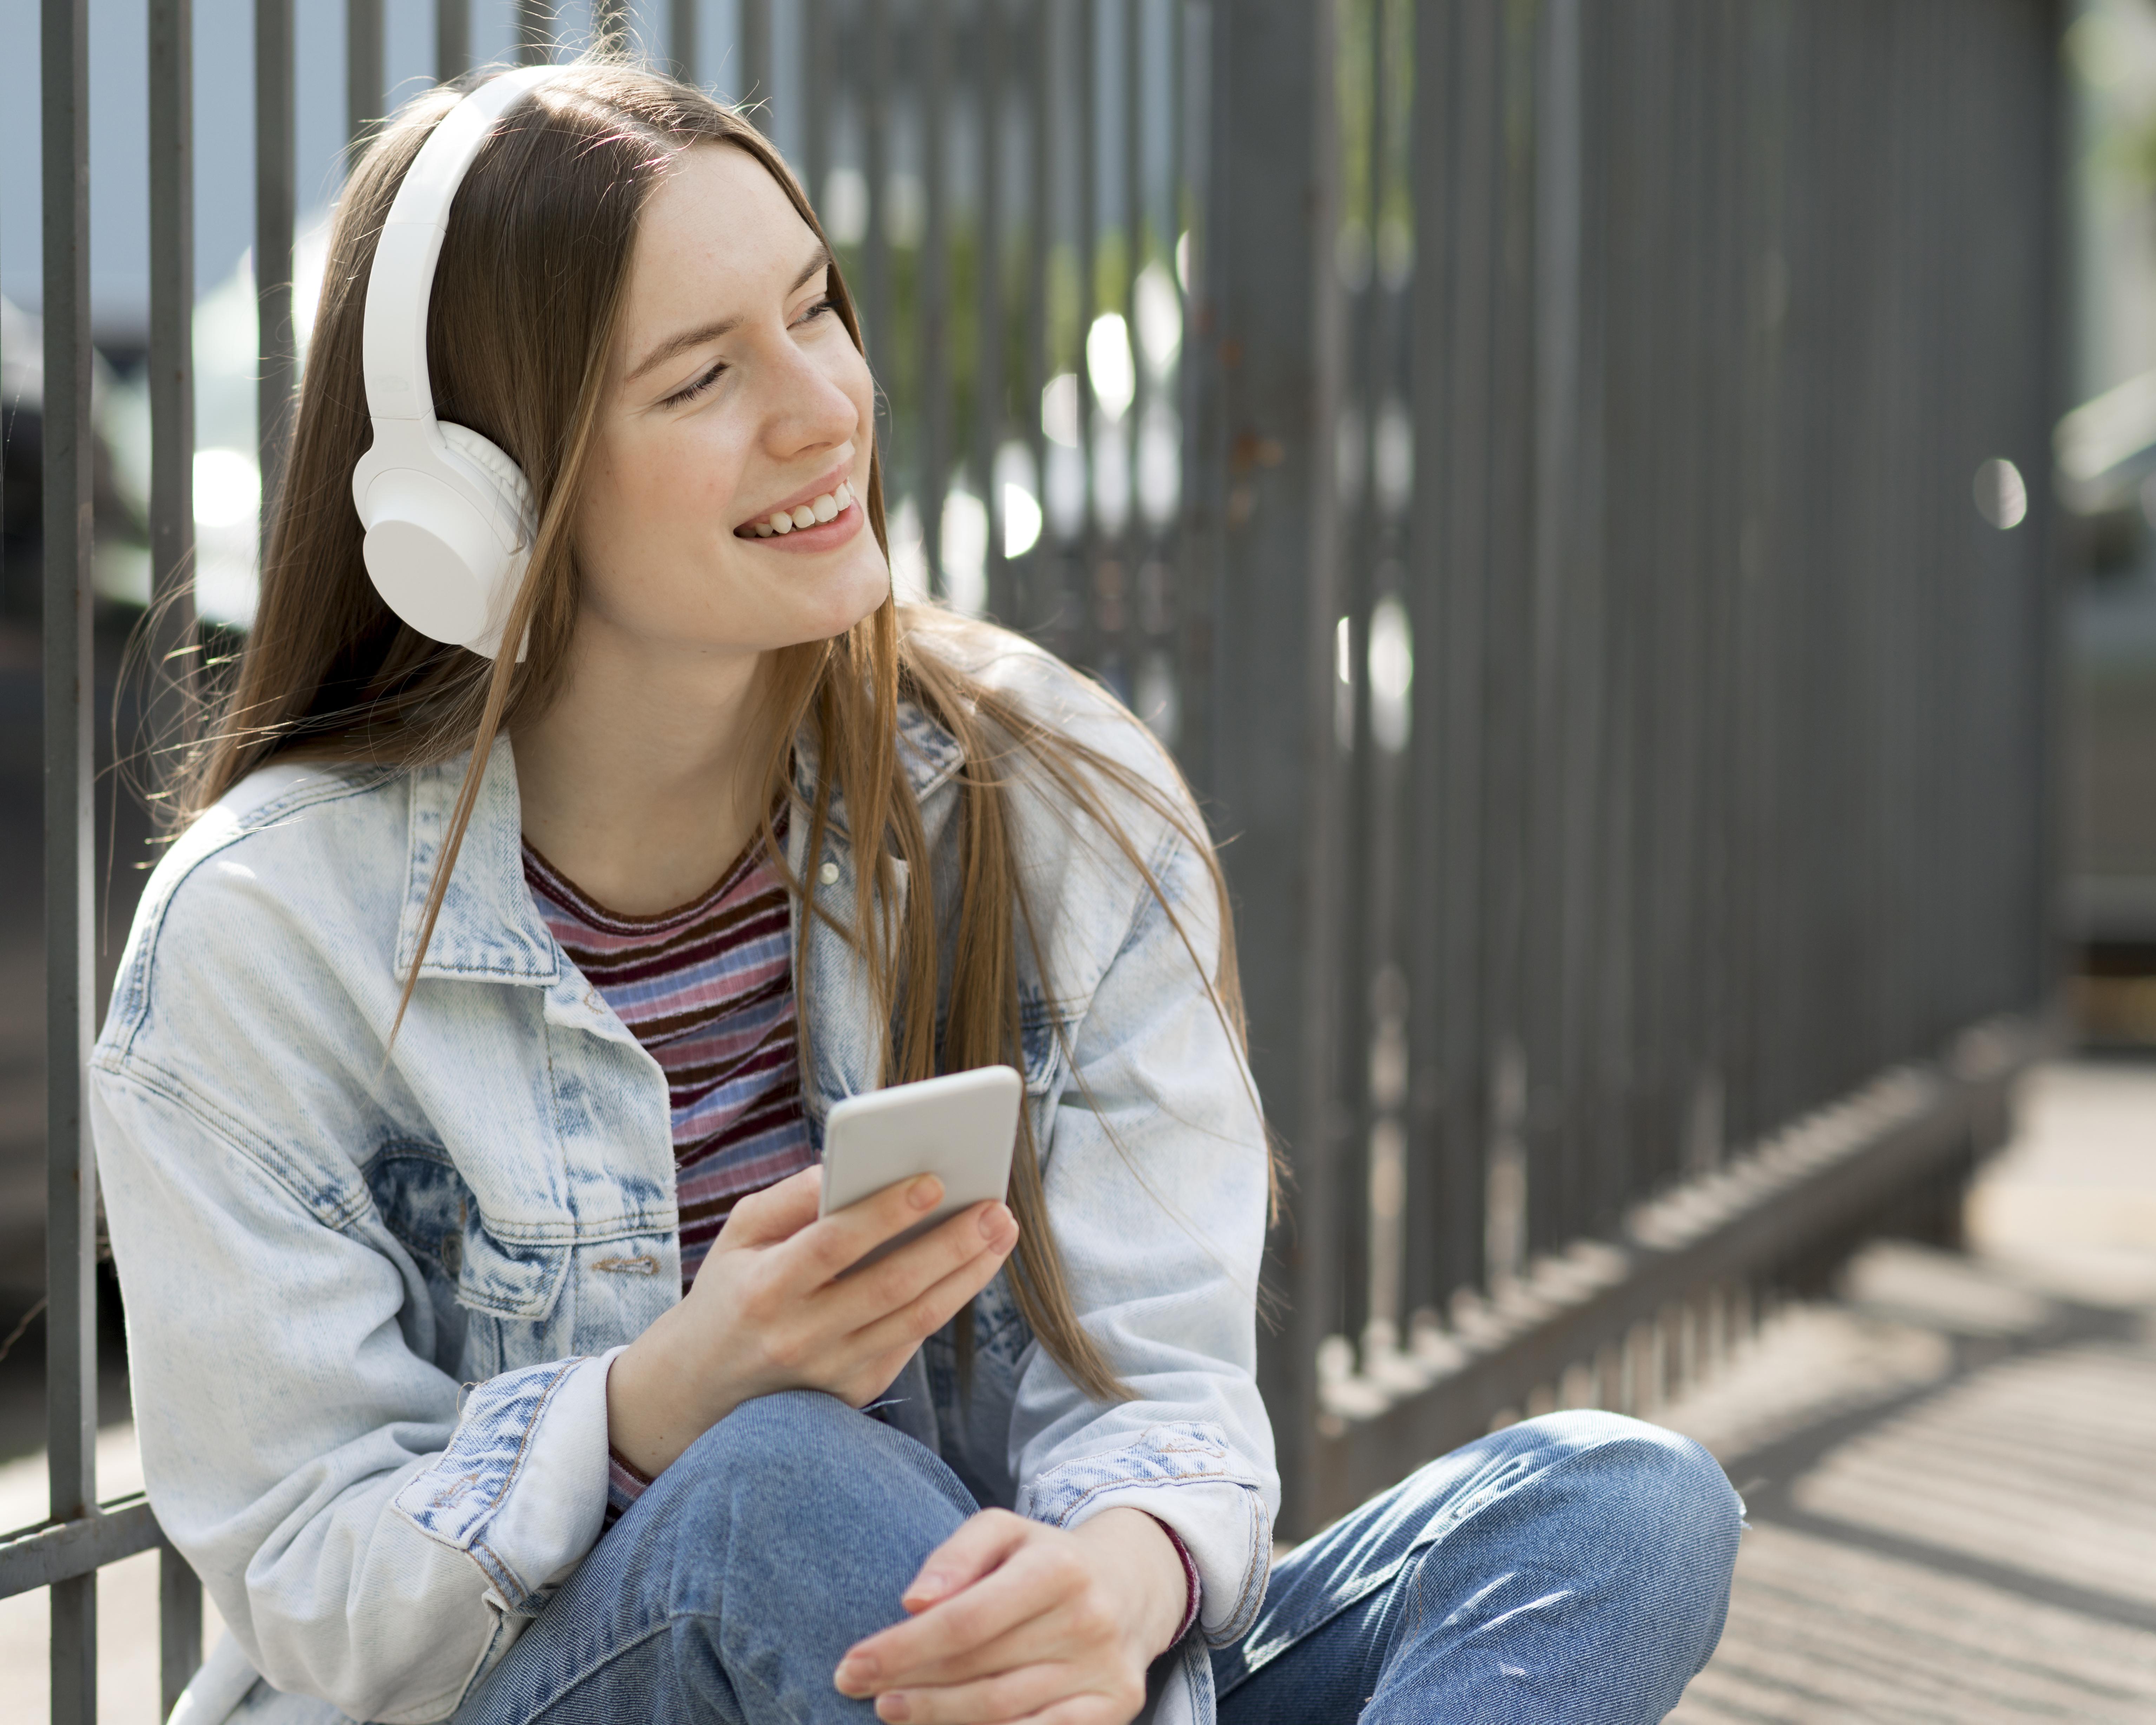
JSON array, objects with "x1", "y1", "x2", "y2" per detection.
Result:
[{"x1": 628, "y1": 143, "x2": 812, "y2": 312}]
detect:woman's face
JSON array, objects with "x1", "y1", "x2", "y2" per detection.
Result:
[{"x1": 570, "y1": 142, "x2": 886, "y2": 656}]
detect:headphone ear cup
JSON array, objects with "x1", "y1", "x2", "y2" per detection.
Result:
[{"x1": 439, "y1": 422, "x2": 539, "y2": 542}]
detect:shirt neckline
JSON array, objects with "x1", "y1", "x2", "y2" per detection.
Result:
[{"x1": 522, "y1": 819, "x2": 782, "y2": 938}]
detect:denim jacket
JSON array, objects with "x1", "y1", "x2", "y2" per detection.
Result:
[{"x1": 92, "y1": 619, "x2": 1275, "y2": 1725}]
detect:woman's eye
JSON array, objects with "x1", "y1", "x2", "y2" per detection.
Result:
[
  {"x1": 664, "y1": 360, "x2": 727, "y2": 407},
  {"x1": 796, "y1": 297, "x2": 835, "y2": 328}
]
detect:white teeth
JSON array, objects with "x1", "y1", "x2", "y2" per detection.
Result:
[{"x1": 752, "y1": 483, "x2": 853, "y2": 540}]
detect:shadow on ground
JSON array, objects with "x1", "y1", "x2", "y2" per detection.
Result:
[{"x1": 1666, "y1": 1061, "x2": 2156, "y2": 1722}]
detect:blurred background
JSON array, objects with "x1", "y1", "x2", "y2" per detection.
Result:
[
  {"x1": 4, "y1": 1, "x2": 2156, "y2": 1719},
  {"x1": 2064, "y1": 0, "x2": 2156, "y2": 1044}
]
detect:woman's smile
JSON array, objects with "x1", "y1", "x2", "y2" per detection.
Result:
[{"x1": 735, "y1": 471, "x2": 863, "y2": 551}]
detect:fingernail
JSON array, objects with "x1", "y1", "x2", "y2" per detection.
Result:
[
  {"x1": 909, "y1": 1176, "x2": 941, "y2": 1212},
  {"x1": 835, "y1": 1654, "x2": 875, "y2": 1692},
  {"x1": 912, "y1": 1570, "x2": 951, "y2": 1600},
  {"x1": 877, "y1": 1696, "x2": 913, "y2": 1723},
  {"x1": 978, "y1": 1202, "x2": 1012, "y2": 1241}
]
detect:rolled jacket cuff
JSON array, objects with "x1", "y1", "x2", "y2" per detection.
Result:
[
  {"x1": 1014, "y1": 1422, "x2": 1273, "y2": 1645},
  {"x1": 391, "y1": 1349, "x2": 622, "y2": 1613}
]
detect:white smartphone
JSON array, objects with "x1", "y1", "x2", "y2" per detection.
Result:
[{"x1": 818, "y1": 1065, "x2": 1024, "y2": 1268}]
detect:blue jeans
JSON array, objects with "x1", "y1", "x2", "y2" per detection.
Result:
[{"x1": 454, "y1": 1390, "x2": 1740, "y2": 1724}]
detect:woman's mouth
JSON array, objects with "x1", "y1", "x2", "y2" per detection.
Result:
[{"x1": 737, "y1": 479, "x2": 856, "y2": 540}]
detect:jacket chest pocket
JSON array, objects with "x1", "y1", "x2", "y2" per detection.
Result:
[{"x1": 364, "y1": 1143, "x2": 573, "y2": 1378}]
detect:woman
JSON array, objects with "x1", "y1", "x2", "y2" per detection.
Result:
[{"x1": 98, "y1": 60, "x2": 1738, "y2": 1725}]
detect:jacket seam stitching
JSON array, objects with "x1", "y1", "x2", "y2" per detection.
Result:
[
  {"x1": 92, "y1": 1055, "x2": 374, "y2": 1231},
  {"x1": 108, "y1": 768, "x2": 401, "y2": 1058}
]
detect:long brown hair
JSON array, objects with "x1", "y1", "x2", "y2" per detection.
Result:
[{"x1": 166, "y1": 57, "x2": 1256, "y2": 1403}]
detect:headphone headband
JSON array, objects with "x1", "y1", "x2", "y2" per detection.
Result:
[
  {"x1": 361, "y1": 66, "x2": 565, "y2": 425},
  {"x1": 352, "y1": 67, "x2": 565, "y2": 661}
]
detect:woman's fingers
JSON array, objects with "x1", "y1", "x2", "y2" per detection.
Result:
[
  {"x1": 864, "y1": 1659, "x2": 1089, "y2": 1724},
  {"x1": 714, "y1": 1165, "x2": 826, "y2": 1247},
  {"x1": 842, "y1": 1213, "x2": 1017, "y2": 1367},
  {"x1": 840, "y1": 1537, "x2": 1074, "y2": 1692},
  {"x1": 903, "y1": 1509, "x2": 1033, "y2": 1613},
  {"x1": 795, "y1": 1173, "x2": 947, "y2": 1280}
]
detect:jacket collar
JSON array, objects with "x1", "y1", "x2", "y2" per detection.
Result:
[
  {"x1": 394, "y1": 735, "x2": 561, "y2": 984},
  {"x1": 396, "y1": 699, "x2": 967, "y2": 985}
]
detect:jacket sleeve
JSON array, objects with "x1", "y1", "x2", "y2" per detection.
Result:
[
  {"x1": 1006, "y1": 824, "x2": 1280, "y2": 1646},
  {"x1": 90, "y1": 1060, "x2": 614, "y2": 1725}
]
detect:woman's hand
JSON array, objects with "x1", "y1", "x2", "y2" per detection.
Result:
[
  {"x1": 833, "y1": 1506, "x2": 1190, "y2": 1724},
  {"x1": 606, "y1": 1166, "x2": 1018, "y2": 1477}
]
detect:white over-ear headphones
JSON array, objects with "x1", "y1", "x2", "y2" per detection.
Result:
[{"x1": 353, "y1": 66, "x2": 565, "y2": 660}]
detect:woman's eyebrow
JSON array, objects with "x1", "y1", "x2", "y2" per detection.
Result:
[{"x1": 625, "y1": 244, "x2": 835, "y2": 385}]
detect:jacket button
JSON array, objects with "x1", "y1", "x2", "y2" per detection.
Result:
[
  {"x1": 440, "y1": 1232, "x2": 463, "y2": 1276},
  {"x1": 819, "y1": 861, "x2": 841, "y2": 885}
]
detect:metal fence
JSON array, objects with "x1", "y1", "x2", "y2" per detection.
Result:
[{"x1": 9, "y1": 0, "x2": 2060, "y2": 1715}]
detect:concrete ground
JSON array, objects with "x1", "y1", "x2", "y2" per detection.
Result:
[
  {"x1": 1667, "y1": 1059, "x2": 2156, "y2": 1724},
  {"x1": 0, "y1": 1057, "x2": 2149, "y2": 1721}
]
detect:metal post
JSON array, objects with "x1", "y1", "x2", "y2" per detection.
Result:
[
  {"x1": 42, "y1": 0, "x2": 98, "y2": 1717},
  {"x1": 802, "y1": 0, "x2": 829, "y2": 204},
  {"x1": 436, "y1": 0, "x2": 472, "y2": 82},
  {"x1": 347, "y1": 0, "x2": 384, "y2": 144},
  {"x1": 256, "y1": 0, "x2": 296, "y2": 524},
  {"x1": 922, "y1": 0, "x2": 951, "y2": 594},
  {"x1": 863, "y1": 0, "x2": 892, "y2": 472},
  {"x1": 669, "y1": 0, "x2": 697, "y2": 83},
  {"x1": 976, "y1": 0, "x2": 1009, "y2": 620},
  {"x1": 742, "y1": 0, "x2": 774, "y2": 114},
  {"x1": 160, "y1": 1544, "x2": 204, "y2": 1717},
  {"x1": 150, "y1": 0, "x2": 201, "y2": 776},
  {"x1": 518, "y1": 0, "x2": 553, "y2": 66},
  {"x1": 1074, "y1": 0, "x2": 1098, "y2": 668},
  {"x1": 1023, "y1": 0, "x2": 1052, "y2": 633},
  {"x1": 1188, "y1": 0, "x2": 1342, "y2": 1539}
]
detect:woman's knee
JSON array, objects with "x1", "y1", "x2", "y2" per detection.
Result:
[
  {"x1": 1499, "y1": 1411, "x2": 1742, "y2": 1600},
  {"x1": 657, "y1": 1390, "x2": 975, "y2": 1544},
  {"x1": 1521, "y1": 1410, "x2": 1737, "y2": 1522}
]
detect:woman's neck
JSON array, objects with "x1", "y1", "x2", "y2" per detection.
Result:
[{"x1": 512, "y1": 625, "x2": 776, "y2": 916}]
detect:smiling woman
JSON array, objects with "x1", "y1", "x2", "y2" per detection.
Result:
[{"x1": 93, "y1": 54, "x2": 1736, "y2": 1725}]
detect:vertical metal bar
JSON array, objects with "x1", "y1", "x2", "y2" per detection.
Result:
[
  {"x1": 803, "y1": 0, "x2": 830, "y2": 203},
  {"x1": 518, "y1": 0, "x2": 554, "y2": 65},
  {"x1": 160, "y1": 1543, "x2": 204, "y2": 1717},
  {"x1": 1023, "y1": 0, "x2": 1052, "y2": 634},
  {"x1": 150, "y1": 0, "x2": 201, "y2": 777},
  {"x1": 922, "y1": 0, "x2": 951, "y2": 593},
  {"x1": 144, "y1": 51, "x2": 208, "y2": 1681},
  {"x1": 256, "y1": 0, "x2": 296, "y2": 521},
  {"x1": 864, "y1": 0, "x2": 892, "y2": 474},
  {"x1": 1169, "y1": 0, "x2": 1197, "y2": 743},
  {"x1": 669, "y1": 0, "x2": 698, "y2": 82},
  {"x1": 347, "y1": 0, "x2": 384, "y2": 144},
  {"x1": 1116, "y1": 0, "x2": 1142, "y2": 671},
  {"x1": 1190, "y1": 0, "x2": 1342, "y2": 1541},
  {"x1": 977, "y1": 0, "x2": 1010, "y2": 620},
  {"x1": 742, "y1": 0, "x2": 774, "y2": 113},
  {"x1": 1401, "y1": 0, "x2": 1450, "y2": 1324},
  {"x1": 436, "y1": 0, "x2": 472, "y2": 82},
  {"x1": 1075, "y1": 0, "x2": 1098, "y2": 667},
  {"x1": 42, "y1": 0, "x2": 98, "y2": 1717}
]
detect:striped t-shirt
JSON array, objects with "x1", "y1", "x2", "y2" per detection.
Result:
[{"x1": 522, "y1": 826, "x2": 816, "y2": 1290}]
